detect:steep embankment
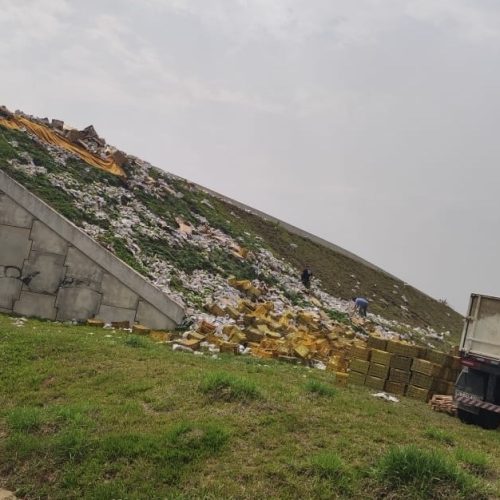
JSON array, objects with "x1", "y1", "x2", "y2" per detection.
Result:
[{"x1": 0, "y1": 109, "x2": 462, "y2": 343}]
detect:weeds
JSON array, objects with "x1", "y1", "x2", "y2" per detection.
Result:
[
  {"x1": 326, "y1": 309, "x2": 349, "y2": 324},
  {"x1": 305, "y1": 379, "x2": 337, "y2": 398},
  {"x1": 455, "y1": 448, "x2": 490, "y2": 477},
  {"x1": 199, "y1": 372, "x2": 261, "y2": 402},
  {"x1": 306, "y1": 452, "x2": 352, "y2": 494},
  {"x1": 375, "y1": 445, "x2": 484, "y2": 499},
  {"x1": 7, "y1": 407, "x2": 43, "y2": 433},
  {"x1": 424, "y1": 426, "x2": 455, "y2": 446},
  {"x1": 124, "y1": 335, "x2": 150, "y2": 348}
]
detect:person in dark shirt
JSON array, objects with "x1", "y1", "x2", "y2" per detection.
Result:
[
  {"x1": 301, "y1": 268, "x2": 313, "y2": 289},
  {"x1": 352, "y1": 297, "x2": 369, "y2": 317}
]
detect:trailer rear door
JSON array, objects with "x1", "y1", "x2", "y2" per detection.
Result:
[{"x1": 461, "y1": 294, "x2": 500, "y2": 361}]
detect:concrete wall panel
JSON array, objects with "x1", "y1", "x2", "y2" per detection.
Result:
[
  {"x1": 22, "y1": 252, "x2": 66, "y2": 294},
  {"x1": 30, "y1": 221, "x2": 67, "y2": 255},
  {"x1": 14, "y1": 291, "x2": 57, "y2": 320},
  {"x1": 0, "y1": 225, "x2": 32, "y2": 268},
  {"x1": 96, "y1": 304, "x2": 136, "y2": 325},
  {"x1": 100, "y1": 274, "x2": 139, "y2": 309},
  {"x1": 65, "y1": 248, "x2": 103, "y2": 290},
  {"x1": 136, "y1": 301, "x2": 176, "y2": 330},
  {"x1": 0, "y1": 277, "x2": 22, "y2": 309},
  {"x1": 56, "y1": 287, "x2": 101, "y2": 321},
  {"x1": 0, "y1": 193, "x2": 33, "y2": 228}
]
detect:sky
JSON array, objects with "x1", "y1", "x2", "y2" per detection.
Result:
[{"x1": 2, "y1": 0, "x2": 500, "y2": 314}]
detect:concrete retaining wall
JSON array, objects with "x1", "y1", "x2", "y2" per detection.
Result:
[{"x1": 0, "y1": 170, "x2": 185, "y2": 330}]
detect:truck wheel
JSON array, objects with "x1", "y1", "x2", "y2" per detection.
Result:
[
  {"x1": 457, "y1": 408, "x2": 477, "y2": 425},
  {"x1": 477, "y1": 410, "x2": 500, "y2": 430}
]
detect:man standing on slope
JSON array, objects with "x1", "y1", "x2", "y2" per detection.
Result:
[
  {"x1": 301, "y1": 267, "x2": 313, "y2": 290},
  {"x1": 352, "y1": 297, "x2": 369, "y2": 317}
]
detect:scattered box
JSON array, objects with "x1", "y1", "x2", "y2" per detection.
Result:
[
  {"x1": 149, "y1": 331, "x2": 172, "y2": 342},
  {"x1": 111, "y1": 320, "x2": 130, "y2": 329},
  {"x1": 335, "y1": 372, "x2": 349, "y2": 386},
  {"x1": 87, "y1": 318, "x2": 105, "y2": 327},
  {"x1": 220, "y1": 342, "x2": 239, "y2": 354},
  {"x1": 132, "y1": 324, "x2": 150, "y2": 335}
]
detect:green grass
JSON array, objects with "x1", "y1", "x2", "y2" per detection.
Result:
[
  {"x1": 455, "y1": 447, "x2": 491, "y2": 477},
  {"x1": 199, "y1": 372, "x2": 261, "y2": 402},
  {"x1": 374, "y1": 445, "x2": 486, "y2": 499},
  {"x1": 424, "y1": 426, "x2": 456, "y2": 446},
  {"x1": 124, "y1": 334, "x2": 150, "y2": 348},
  {"x1": 0, "y1": 314, "x2": 498, "y2": 498},
  {"x1": 305, "y1": 451, "x2": 353, "y2": 496},
  {"x1": 305, "y1": 379, "x2": 337, "y2": 398}
]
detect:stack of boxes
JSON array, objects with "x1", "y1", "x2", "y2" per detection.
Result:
[
  {"x1": 348, "y1": 336, "x2": 461, "y2": 402},
  {"x1": 349, "y1": 342, "x2": 371, "y2": 386}
]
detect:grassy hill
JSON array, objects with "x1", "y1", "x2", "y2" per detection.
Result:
[
  {"x1": 0, "y1": 118, "x2": 463, "y2": 344},
  {"x1": 0, "y1": 315, "x2": 498, "y2": 499}
]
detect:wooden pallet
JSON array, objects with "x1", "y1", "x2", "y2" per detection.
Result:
[{"x1": 429, "y1": 395, "x2": 456, "y2": 416}]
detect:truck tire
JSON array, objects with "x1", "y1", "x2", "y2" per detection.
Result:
[
  {"x1": 457, "y1": 408, "x2": 477, "y2": 425},
  {"x1": 477, "y1": 410, "x2": 500, "y2": 430}
]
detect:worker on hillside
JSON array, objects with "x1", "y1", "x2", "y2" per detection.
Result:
[
  {"x1": 301, "y1": 267, "x2": 313, "y2": 290},
  {"x1": 352, "y1": 296, "x2": 369, "y2": 317}
]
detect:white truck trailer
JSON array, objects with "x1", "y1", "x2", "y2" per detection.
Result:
[{"x1": 455, "y1": 293, "x2": 500, "y2": 429}]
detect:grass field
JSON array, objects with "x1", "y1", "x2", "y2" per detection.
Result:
[{"x1": 0, "y1": 314, "x2": 498, "y2": 499}]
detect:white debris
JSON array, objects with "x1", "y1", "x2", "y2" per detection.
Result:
[{"x1": 372, "y1": 392, "x2": 399, "y2": 403}]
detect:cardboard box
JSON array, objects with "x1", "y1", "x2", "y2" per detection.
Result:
[
  {"x1": 389, "y1": 368, "x2": 411, "y2": 384},
  {"x1": 350, "y1": 358, "x2": 370, "y2": 374},
  {"x1": 351, "y1": 345, "x2": 370, "y2": 361},
  {"x1": 385, "y1": 381, "x2": 406, "y2": 395},
  {"x1": 406, "y1": 385, "x2": 431, "y2": 402},
  {"x1": 370, "y1": 349, "x2": 393, "y2": 366},
  {"x1": 390, "y1": 355, "x2": 413, "y2": 371},
  {"x1": 434, "y1": 378, "x2": 455, "y2": 395},
  {"x1": 367, "y1": 335, "x2": 388, "y2": 351},
  {"x1": 335, "y1": 372, "x2": 349, "y2": 387},
  {"x1": 365, "y1": 375, "x2": 385, "y2": 390},
  {"x1": 410, "y1": 371, "x2": 435, "y2": 390},
  {"x1": 424, "y1": 348, "x2": 449, "y2": 366},
  {"x1": 349, "y1": 371, "x2": 367, "y2": 386},
  {"x1": 368, "y1": 362, "x2": 390, "y2": 379},
  {"x1": 412, "y1": 358, "x2": 441, "y2": 377},
  {"x1": 387, "y1": 340, "x2": 424, "y2": 358}
]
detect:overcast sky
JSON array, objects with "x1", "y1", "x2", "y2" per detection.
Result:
[{"x1": 2, "y1": 0, "x2": 500, "y2": 313}]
